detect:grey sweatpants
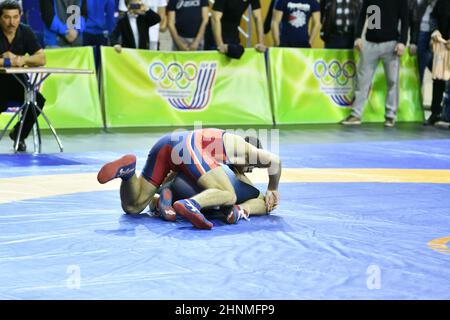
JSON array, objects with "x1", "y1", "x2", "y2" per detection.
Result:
[{"x1": 351, "y1": 40, "x2": 400, "y2": 120}]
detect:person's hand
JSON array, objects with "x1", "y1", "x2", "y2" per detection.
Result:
[
  {"x1": 65, "y1": 28, "x2": 78, "y2": 43},
  {"x1": 189, "y1": 41, "x2": 199, "y2": 51},
  {"x1": 255, "y1": 43, "x2": 266, "y2": 52},
  {"x1": 2, "y1": 51, "x2": 16, "y2": 59},
  {"x1": 409, "y1": 44, "x2": 417, "y2": 56},
  {"x1": 265, "y1": 190, "x2": 280, "y2": 212},
  {"x1": 218, "y1": 44, "x2": 228, "y2": 54},
  {"x1": 178, "y1": 42, "x2": 189, "y2": 51},
  {"x1": 354, "y1": 38, "x2": 363, "y2": 51},
  {"x1": 431, "y1": 30, "x2": 442, "y2": 41},
  {"x1": 138, "y1": 4, "x2": 148, "y2": 14},
  {"x1": 114, "y1": 44, "x2": 123, "y2": 53},
  {"x1": 12, "y1": 55, "x2": 25, "y2": 67},
  {"x1": 395, "y1": 43, "x2": 405, "y2": 56}
]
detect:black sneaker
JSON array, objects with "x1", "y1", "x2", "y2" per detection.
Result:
[
  {"x1": 424, "y1": 113, "x2": 441, "y2": 126},
  {"x1": 340, "y1": 115, "x2": 361, "y2": 125},
  {"x1": 9, "y1": 132, "x2": 27, "y2": 152}
]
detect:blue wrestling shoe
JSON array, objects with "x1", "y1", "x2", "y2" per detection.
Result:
[
  {"x1": 173, "y1": 199, "x2": 213, "y2": 230},
  {"x1": 158, "y1": 188, "x2": 176, "y2": 222},
  {"x1": 226, "y1": 205, "x2": 250, "y2": 224},
  {"x1": 97, "y1": 154, "x2": 136, "y2": 184}
]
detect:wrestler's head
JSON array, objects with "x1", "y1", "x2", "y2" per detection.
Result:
[{"x1": 230, "y1": 136, "x2": 263, "y2": 174}]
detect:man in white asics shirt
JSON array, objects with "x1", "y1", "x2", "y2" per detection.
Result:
[{"x1": 119, "y1": 0, "x2": 167, "y2": 50}]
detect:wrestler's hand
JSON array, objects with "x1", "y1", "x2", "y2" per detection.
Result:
[{"x1": 265, "y1": 190, "x2": 280, "y2": 212}]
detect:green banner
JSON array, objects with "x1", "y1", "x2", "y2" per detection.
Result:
[
  {"x1": 1, "y1": 47, "x2": 102, "y2": 129},
  {"x1": 269, "y1": 48, "x2": 424, "y2": 124},
  {"x1": 101, "y1": 47, "x2": 273, "y2": 127}
]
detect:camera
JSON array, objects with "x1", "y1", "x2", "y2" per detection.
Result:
[{"x1": 129, "y1": 3, "x2": 141, "y2": 9}]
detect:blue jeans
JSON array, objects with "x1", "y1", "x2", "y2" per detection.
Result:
[{"x1": 417, "y1": 31, "x2": 433, "y2": 84}]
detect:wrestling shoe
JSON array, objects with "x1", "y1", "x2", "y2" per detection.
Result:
[
  {"x1": 173, "y1": 199, "x2": 213, "y2": 230},
  {"x1": 226, "y1": 205, "x2": 250, "y2": 224},
  {"x1": 158, "y1": 188, "x2": 176, "y2": 222},
  {"x1": 97, "y1": 154, "x2": 136, "y2": 184}
]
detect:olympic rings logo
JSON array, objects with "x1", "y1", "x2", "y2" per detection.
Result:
[
  {"x1": 149, "y1": 61, "x2": 199, "y2": 90},
  {"x1": 313, "y1": 60, "x2": 356, "y2": 86}
]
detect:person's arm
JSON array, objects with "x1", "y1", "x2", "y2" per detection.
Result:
[
  {"x1": 263, "y1": 0, "x2": 275, "y2": 34},
  {"x1": 143, "y1": 8, "x2": 162, "y2": 28},
  {"x1": 309, "y1": 11, "x2": 321, "y2": 47},
  {"x1": 354, "y1": 0, "x2": 369, "y2": 50},
  {"x1": 395, "y1": 0, "x2": 409, "y2": 56},
  {"x1": 211, "y1": 0, "x2": 226, "y2": 52},
  {"x1": 211, "y1": 10, "x2": 227, "y2": 52},
  {"x1": 39, "y1": 0, "x2": 68, "y2": 36},
  {"x1": 158, "y1": 6, "x2": 167, "y2": 32},
  {"x1": 110, "y1": 19, "x2": 123, "y2": 52},
  {"x1": 252, "y1": 8, "x2": 266, "y2": 52},
  {"x1": 2, "y1": 49, "x2": 46, "y2": 67},
  {"x1": 23, "y1": 49, "x2": 46, "y2": 67},
  {"x1": 247, "y1": 146, "x2": 282, "y2": 211},
  {"x1": 191, "y1": 6, "x2": 210, "y2": 50},
  {"x1": 167, "y1": 11, "x2": 188, "y2": 50},
  {"x1": 271, "y1": 9, "x2": 283, "y2": 47}
]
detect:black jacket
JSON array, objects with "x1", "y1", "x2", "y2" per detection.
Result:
[
  {"x1": 409, "y1": 0, "x2": 435, "y2": 45},
  {"x1": 320, "y1": 0, "x2": 362, "y2": 40},
  {"x1": 431, "y1": 0, "x2": 450, "y2": 39},
  {"x1": 110, "y1": 9, "x2": 161, "y2": 49}
]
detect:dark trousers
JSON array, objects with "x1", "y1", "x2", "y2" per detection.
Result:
[
  {"x1": 431, "y1": 79, "x2": 447, "y2": 116},
  {"x1": 417, "y1": 31, "x2": 433, "y2": 84},
  {"x1": 325, "y1": 34, "x2": 355, "y2": 49},
  {"x1": 83, "y1": 32, "x2": 108, "y2": 70},
  {"x1": 0, "y1": 75, "x2": 46, "y2": 140}
]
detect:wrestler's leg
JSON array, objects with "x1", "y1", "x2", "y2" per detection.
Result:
[
  {"x1": 173, "y1": 166, "x2": 237, "y2": 230},
  {"x1": 240, "y1": 194, "x2": 267, "y2": 216},
  {"x1": 97, "y1": 154, "x2": 159, "y2": 215},
  {"x1": 120, "y1": 174, "x2": 158, "y2": 215},
  {"x1": 192, "y1": 166, "x2": 237, "y2": 208}
]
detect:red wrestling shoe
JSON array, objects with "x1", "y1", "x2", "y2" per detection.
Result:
[
  {"x1": 158, "y1": 188, "x2": 176, "y2": 222},
  {"x1": 226, "y1": 205, "x2": 250, "y2": 224},
  {"x1": 97, "y1": 154, "x2": 136, "y2": 184},
  {"x1": 173, "y1": 199, "x2": 213, "y2": 230}
]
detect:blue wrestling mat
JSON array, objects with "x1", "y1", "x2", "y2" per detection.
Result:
[{"x1": 0, "y1": 137, "x2": 449, "y2": 299}]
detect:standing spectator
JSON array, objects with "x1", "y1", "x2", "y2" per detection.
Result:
[
  {"x1": 83, "y1": 0, "x2": 116, "y2": 68},
  {"x1": 119, "y1": 0, "x2": 167, "y2": 50},
  {"x1": 167, "y1": 0, "x2": 209, "y2": 51},
  {"x1": 409, "y1": 0, "x2": 437, "y2": 84},
  {"x1": 110, "y1": 0, "x2": 161, "y2": 52},
  {"x1": 271, "y1": 0, "x2": 321, "y2": 48},
  {"x1": 39, "y1": 0, "x2": 87, "y2": 48},
  {"x1": 211, "y1": 0, "x2": 266, "y2": 55},
  {"x1": 0, "y1": 0, "x2": 46, "y2": 152},
  {"x1": 341, "y1": 0, "x2": 409, "y2": 127},
  {"x1": 320, "y1": 0, "x2": 362, "y2": 49},
  {"x1": 427, "y1": 0, "x2": 450, "y2": 124}
]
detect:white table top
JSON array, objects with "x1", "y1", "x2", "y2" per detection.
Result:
[{"x1": 0, "y1": 67, "x2": 94, "y2": 74}]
